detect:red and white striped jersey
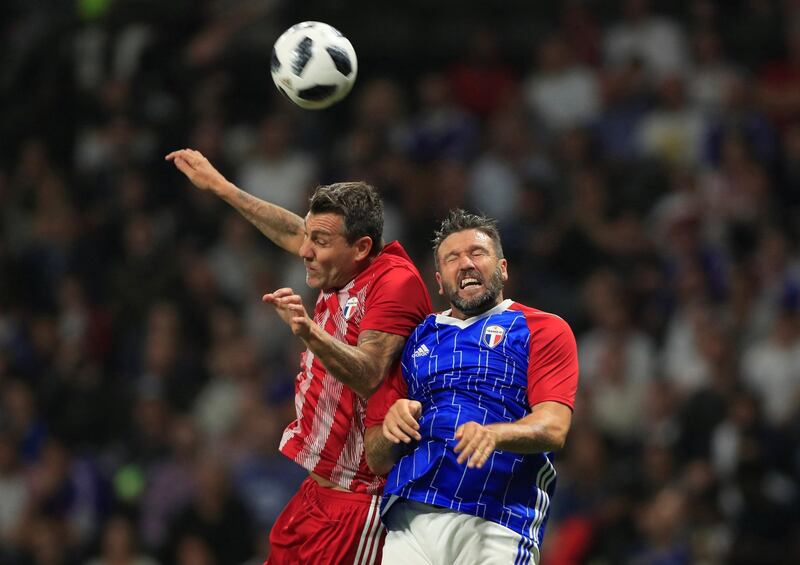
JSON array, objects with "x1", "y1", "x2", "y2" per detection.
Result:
[{"x1": 279, "y1": 241, "x2": 432, "y2": 494}]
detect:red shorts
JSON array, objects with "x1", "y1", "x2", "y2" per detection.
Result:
[{"x1": 265, "y1": 477, "x2": 385, "y2": 565}]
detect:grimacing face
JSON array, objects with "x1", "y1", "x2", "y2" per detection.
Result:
[
  {"x1": 435, "y1": 229, "x2": 508, "y2": 319},
  {"x1": 298, "y1": 212, "x2": 373, "y2": 291}
]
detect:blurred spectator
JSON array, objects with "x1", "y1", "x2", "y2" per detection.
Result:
[
  {"x1": 560, "y1": 1, "x2": 602, "y2": 67},
  {"x1": 523, "y1": 34, "x2": 600, "y2": 134},
  {"x1": 603, "y1": 0, "x2": 689, "y2": 80},
  {"x1": 630, "y1": 487, "x2": 690, "y2": 564},
  {"x1": 742, "y1": 307, "x2": 800, "y2": 427},
  {"x1": 468, "y1": 106, "x2": 554, "y2": 224},
  {"x1": 139, "y1": 416, "x2": 199, "y2": 550},
  {"x1": 578, "y1": 269, "x2": 656, "y2": 387},
  {"x1": 587, "y1": 334, "x2": 648, "y2": 443},
  {"x1": 25, "y1": 439, "x2": 106, "y2": 551},
  {"x1": 2, "y1": 380, "x2": 48, "y2": 464},
  {"x1": 636, "y1": 74, "x2": 706, "y2": 168},
  {"x1": 699, "y1": 132, "x2": 771, "y2": 236},
  {"x1": 223, "y1": 384, "x2": 306, "y2": 534},
  {"x1": 403, "y1": 73, "x2": 478, "y2": 163},
  {"x1": 162, "y1": 455, "x2": 255, "y2": 565},
  {"x1": 0, "y1": 432, "x2": 29, "y2": 554},
  {"x1": 593, "y1": 60, "x2": 650, "y2": 163},
  {"x1": 192, "y1": 336, "x2": 260, "y2": 443},
  {"x1": 446, "y1": 28, "x2": 518, "y2": 119},
  {"x1": 757, "y1": 16, "x2": 800, "y2": 130},
  {"x1": 687, "y1": 29, "x2": 740, "y2": 117},
  {"x1": 85, "y1": 514, "x2": 158, "y2": 565},
  {"x1": 1, "y1": 2, "x2": 799, "y2": 562},
  {"x1": 235, "y1": 114, "x2": 317, "y2": 213},
  {"x1": 703, "y1": 72, "x2": 777, "y2": 168},
  {"x1": 207, "y1": 213, "x2": 268, "y2": 302},
  {"x1": 19, "y1": 516, "x2": 78, "y2": 565}
]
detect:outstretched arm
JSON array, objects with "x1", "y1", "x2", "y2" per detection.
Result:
[{"x1": 166, "y1": 148, "x2": 305, "y2": 255}]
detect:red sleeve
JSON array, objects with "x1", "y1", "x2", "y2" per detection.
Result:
[
  {"x1": 365, "y1": 364, "x2": 408, "y2": 428},
  {"x1": 360, "y1": 266, "x2": 431, "y2": 337},
  {"x1": 524, "y1": 313, "x2": 579, "y2": 410}
]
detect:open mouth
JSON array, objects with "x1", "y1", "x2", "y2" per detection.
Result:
[{"x1": 459, "y1": 276, "x2": 483, "y2": 290}]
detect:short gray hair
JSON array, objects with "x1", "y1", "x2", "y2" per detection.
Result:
[{"x1": 432, "y1": 209, "x2": 503, "y2": 269}]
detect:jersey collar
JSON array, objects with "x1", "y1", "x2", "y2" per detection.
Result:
[{"x1": 435, "y1": 299, "x2": 513, "y2": 328}]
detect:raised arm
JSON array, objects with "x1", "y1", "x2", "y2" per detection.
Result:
[{"x1": 165, "y1": 148, "x2": 305, "y2": 255}]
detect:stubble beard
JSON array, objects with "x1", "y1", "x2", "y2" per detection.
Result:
[{"x1": 446, "y1": 265, "x2": 504, "y2": 317}]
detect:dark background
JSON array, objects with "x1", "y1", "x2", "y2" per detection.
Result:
[{"x1": 1, "y1": 0, "x2": 800, "y2": 563}]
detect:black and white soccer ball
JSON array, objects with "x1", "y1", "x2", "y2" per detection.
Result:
[{"x1": 270, "y1": 22, "x2": 358, "y2": 110}]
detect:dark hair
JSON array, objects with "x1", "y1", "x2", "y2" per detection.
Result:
[
  {"x1": 432, "y1": 209, "x2": 503, "y2": 268},
  {"x1": 309, "y1": 182, "x2": 384, "y2": 256}
]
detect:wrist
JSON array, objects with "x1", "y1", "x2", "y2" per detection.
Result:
[
  {"x1": 301, "y1": 318, "x2": 324, "y2": 347},
  {"x1": 486, "y1": 422, "x2": 513, "y2": 448},
  {"x1": 215, "y1": 179, "x2": 237, "y2": 199}
]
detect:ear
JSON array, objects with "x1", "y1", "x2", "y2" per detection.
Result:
[
  {"x1": 352, "y1": 236, "x2": 374, "y2": 261},
  {"x1": 435, "y1": 271, "x2": 444, "y2": 296},
  {"x1": 499, "y1": 258, "x2": 508, "y2": 282}
]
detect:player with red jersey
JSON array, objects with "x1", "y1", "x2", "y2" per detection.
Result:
[{"x1": 167, "y1": 148, "x2": 432, "y2": 564}]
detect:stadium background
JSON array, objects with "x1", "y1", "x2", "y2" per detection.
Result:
[{"x1": 1, "y1": 0, "x2": 800, "y2": 563}]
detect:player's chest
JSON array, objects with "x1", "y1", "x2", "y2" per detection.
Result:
[
  {"x1": 313, "y1": 288, "x2": 368, "y2": 342},
  {"x1": 407, "y1": 324, "x2": 529, "y2": 385}
]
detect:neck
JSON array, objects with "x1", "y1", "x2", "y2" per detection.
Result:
[
  {"x1": 323, "y1": 256, "x2": 377, "y2": 293},
  {"x1": 450, "y1": 294, "x2": 504, "y2": 320}
]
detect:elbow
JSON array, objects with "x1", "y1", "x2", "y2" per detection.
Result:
[
  {"x1": 358, "y1": 375, "x2": 385, "y2": 400},
  {"x1": 548, "y1": 435, "x2": 567, "y2": 452},
  {"x1": 364, "y1": 427, "x2": 394, "y2": 476},
  {"x1": 366, "y1": 458, "x2": 392, "y2": 477},
  {"x1": 546, "y1": 427, "x2": 570, "y2": 452},
  {"x1": 539, "y1": 419, "x2": 570, "y2": 452},
  {"x1": 365, "y1": 449, "x2": 393, "y2": 476}
]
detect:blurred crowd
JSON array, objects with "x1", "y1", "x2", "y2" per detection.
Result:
[{"x1": 2, "y1": 0, "x2": 800, "y2": 563}]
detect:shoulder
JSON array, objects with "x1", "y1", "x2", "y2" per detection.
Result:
[
  {"x1": 407, "y1": 313, "x2": 438, "y2": 339},
  {"x1": 507, "y1": 302, "x2": 575, "y2": 339},
  {"x1": 361, "y1": 246, "x2": 428, "y2": 302},
  {"x1": 377, "y1": 243, "x2": 423, "y2": 278},
  {"x1": 359, "y1": 242, "x2": 423, "y2": 283}
]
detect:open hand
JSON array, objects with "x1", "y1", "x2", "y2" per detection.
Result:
[
  {"x1": 454, "y1": 421, "x2": 497, "y2": 469},
  {"x1": 383, "y1": 399, "x2": 422, "y2": 444},
  {"x1": 262, "y1": 288, "x2": 314, "y2": 340},
  {"x1": 165, "y1": 148, "x2": 228, "y2": 193}
]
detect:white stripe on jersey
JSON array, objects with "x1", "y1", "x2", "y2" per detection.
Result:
[
  {"x1": 330, "y1": 285, "x2": 370, "y2": 488},
  {"x1": 279, "y1": 305, "x2": 330, "y2": 450},
  {"x1": 295, "y1": 307, "x2": 349, "y2": 469},
  {"x1": 329, "y1": 394, "x2": 366, "y2": 489}
]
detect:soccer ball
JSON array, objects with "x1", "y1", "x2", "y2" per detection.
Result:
[{"x1": 270, "y1": 21, "x2": 358, "y2": 110}]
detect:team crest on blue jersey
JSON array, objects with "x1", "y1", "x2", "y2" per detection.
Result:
[
  {"x1": 343, "y1": 296, "x2": 359, "y2": 320},
  {"x1": 483, "y1": 325, "x2": 505, "y2": 348}
]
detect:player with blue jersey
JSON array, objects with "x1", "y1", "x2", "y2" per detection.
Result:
[{"x1": 364, "y1": 210, "x2": 578, "y2": 565}]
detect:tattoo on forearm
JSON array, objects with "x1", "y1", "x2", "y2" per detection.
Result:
[
  {"x1": 232, "y1": 189, "x2": 304, "y2": 247},
  {"x1": 365, "y1": 427, "x2": 404, "y2": 474},
  {"x1": 307, "y1": 330, "x2": 406, "y2": 399}
]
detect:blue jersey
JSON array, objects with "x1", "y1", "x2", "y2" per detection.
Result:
[{"x1": 374, "y1": 299, "x2": 578, "y2": 551}]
